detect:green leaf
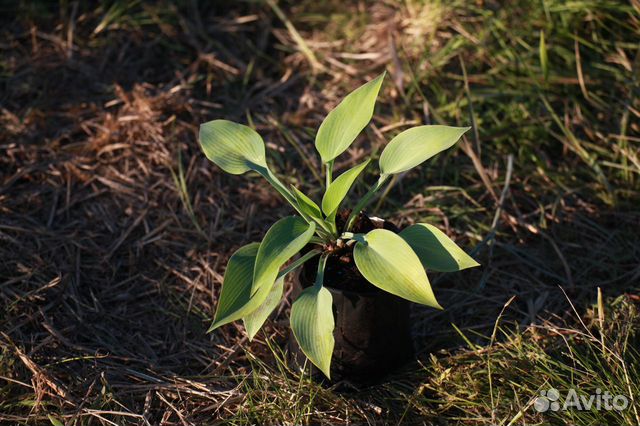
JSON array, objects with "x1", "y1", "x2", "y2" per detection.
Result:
[
  {"x1": 321, "y1": 159, "x2": 370, "y2": 216},
  {"x1": 325, "y1": 209, "x2": 338, "y2": 234},
  {"x1": 290, "y1": 285, "x2": 335, "y2": 378},
  {"x1": 243, "y1": 276, "x2": 284, "y2": 340},
  {"x1": 199, "y1": 119, "x2": 267, "y2": 175},
  {"x1": 353, "y1": 229, "x2": 441, "y2": 308},
  {"x1": 400, "y1": 223, "x2": 480, "y2": 272},
  {"x1": 291, "y1": 186, "x2": 323, "y2": 220},
  {"x1": 199, "y1": 120, "x2": 312, "y2": 219},
  {"x1": 379, "y1": 125, "x2": 470, "y2": 175},
  {"x1": 209, "y1": 243, "x2": 260, "y2": 331},
  {"x1": 236, "y1": 251, "x2": 321, "y2": 339},
  {"x1": 209, "y1": 217, "x2": 315, "y2": 332},
  {"x1": 315, "y1": 73, "x2": 385, "y2": 163},
  {"x1": 252, "y1": 216, "x2": 316, "y2": 298},
  {"x1": 290, "y1": 185, "x2": 335, "y2": 236}
]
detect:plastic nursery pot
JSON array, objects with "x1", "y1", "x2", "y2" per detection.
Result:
[{"x1": 288, "y1": 216, "x2": 414, "y2": 384}]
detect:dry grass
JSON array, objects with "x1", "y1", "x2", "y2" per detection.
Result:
[{"x1": 1, "y1": 1, "x2": 639, "y2": 425}]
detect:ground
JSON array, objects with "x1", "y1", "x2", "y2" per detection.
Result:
[{"x1": 1, "y1": 1, "x2": 639, "y2": 425}]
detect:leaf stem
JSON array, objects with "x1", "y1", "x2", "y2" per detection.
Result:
[
  {"x1": 314, "y1": 253, "x2": 330, "y2": 288},
  {"x1": 325, "y1": 160, "x2": 334, "y2": 188},
  {"x1": 259, "y1": 167, "x2": 333, "y2": 240},
  {"x1": 260, "y1": 167, "x2": 298, "y2": 209},
  {"x1": 345, "y1": 174, "x2": 390, "y2": 231},
  {"x1": 278, "y1": 249, "x2": 322, "y2": 279}
]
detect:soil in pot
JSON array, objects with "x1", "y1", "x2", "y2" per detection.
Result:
[{"x1": 289, "y1": 211, "x2": 414, "y2": 384}]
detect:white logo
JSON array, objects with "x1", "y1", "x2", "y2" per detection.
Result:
[
  {"x1": 534, "y1": 388, "x2": 561, "y2": 412},
  {"x1": 534, "y1": 388, "x2": 629, "y2": 412}
]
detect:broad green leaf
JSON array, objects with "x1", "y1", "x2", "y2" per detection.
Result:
[
  {"x1": 199, "y1": 119, "x2": 267, "y2": 175},
  {"x1": 209, "y1": 217, "x2": 315, "y2": 332},
  {"x1": 198, "y1": 120, "x2": 309, "y2": 218},
  {"x1": 400, "y1": 223, "x2": 480, "y2": 272},
  {"x1": 353, "y1": 229, "x2": 441, "y2": 309},
  {"x1": 291, "y1": 186, "x2": 323, "y2": 221},
  {"x1": 290, "y1": 285, "x2": 335, "y2": 378},
  {"x1": 243, "y1": 276, "x2": 284, "y2": 341},
  {"x1": 315, "y1": 73, "x2": 385, "y2": 163},
  {"x1": 210, "y1": 243, "x2": 260, "y2": 331},
  {"x1": 253, "y1": 216, "x2": 316, "y2": 297},
  {"x1": 321, "y1": 159, "x2": 370, "y2": 216},
  {"x1": 379, "y1": 125, "x2": 470, "y2": 175}
]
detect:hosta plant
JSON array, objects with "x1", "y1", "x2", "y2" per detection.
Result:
[{"x1": 199, "y1": 73, "x2": 479, "y2": 378}]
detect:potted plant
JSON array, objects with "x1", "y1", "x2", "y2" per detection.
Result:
[{"x1": 199, "y1": 73, "x2": 479, "y2": 379}]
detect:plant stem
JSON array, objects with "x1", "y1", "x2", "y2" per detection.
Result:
[
  {"x1": 345, "y1": 174, "x2": 390, "y2": 231},
  {"x1": 260, "y1": 167, "x2": 298, "y2": 209},
  {"x1": 278, "y1": 249, "x2": 322, "y2": 279},
  {"x1": 325, "y1": 160, "x2": 334, "y2": 188},
  {"x1": 309, "y1": 236, "x2": 326, "y2": 245},
  {"x1": 259, "y1": 167, "x2": 333, "y2": 240},
  {"x1": 314, "y1": 253, "x2": 330, "y2": 288},
  {"x1": 327, "y1": 211, "x2": 338, "y2": 235}
]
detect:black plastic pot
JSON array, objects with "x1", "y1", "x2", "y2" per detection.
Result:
[{"x1": 289, "y1": 259, "x2": 414, "y2": 383}]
